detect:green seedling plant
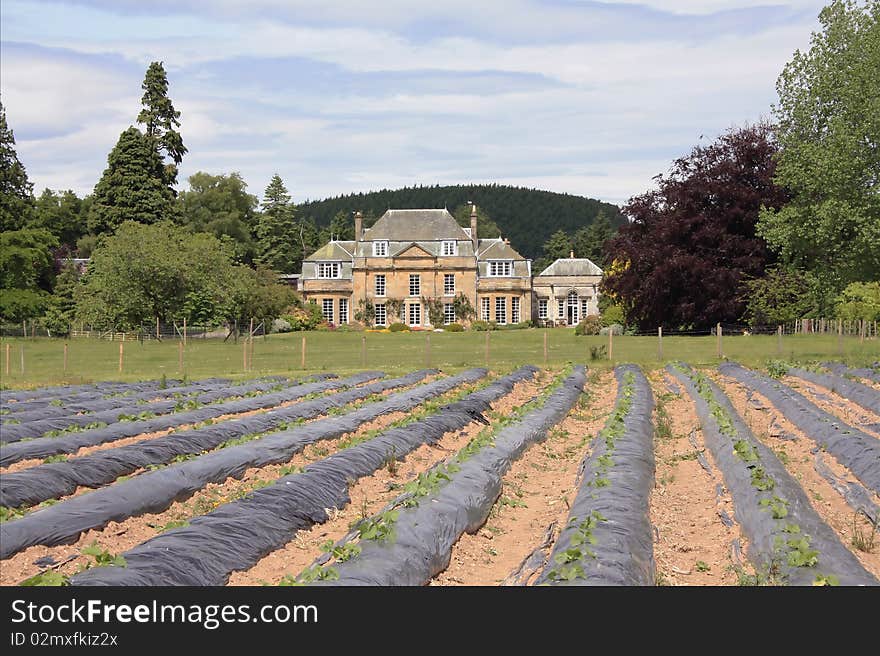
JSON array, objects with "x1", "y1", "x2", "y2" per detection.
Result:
[
  {"x1": 319, "y1": 539, "x2": 362, "y2": 563},
  {"x1": 80, "y1": 542, "x2": 126, "y2": 569}
]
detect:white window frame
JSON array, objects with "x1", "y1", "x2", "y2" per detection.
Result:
[
  {"x1": 375, "y1": 274, "x2": 386, "y2": 297},
  {"x1": 443, "y1": 274, "x2": 455, "y2": 296},
  {"x1": 409, "y1": 274, "x2": 420, "y2": 297},
  {"x1": 481, "y1": 297, "x2": 490, "y2": 322},
  {"x1": 322, "y1": 298, "x2": 334, "y2": 323},
  {"x1": 511, "y1": 297, "x2": 520, "y2": 323},
  {"x1": 538, "y1": 299, "x2": 548, "y2": 320},
  {"x1": 441, "y1": 240, "x2": 457, "y2": 256},
  {"x1": 374, "y1": 303, "x2": 386, "y2": 327},
  {"x1": 568, "y1": 291, "x2": 580, "y2": 326},
  {"x1": 443, "y1": 303, "x2": 455, "y2": 325},
  {"x1": 488, "y1": 260, "x2": 513, "y2": 277},
  {"x1": 317, "y1": 262, "x2": 340, "y2": 279},
  {"x1": 372, "y1": 241, "x2": 388, "y2": 257},
  {"x1": 557, "y1": 299, "x2": 565, "y2": 320},
  {"x1": 495, "y1": 297, "x2": 507, "y2": 325},
  {"x1": 339, "y1": 298, "x2": 348, "y2": 324},
  {"x1": 408, "y1": 302, "x2": 421, "y2": 327},
  {"x1": 581, "y1": 298, "x2": 590, "y2": 319}
]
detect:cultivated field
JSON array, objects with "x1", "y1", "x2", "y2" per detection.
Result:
[{"x1": 1, "y1": 360, "x2": 877, "y2": 586}]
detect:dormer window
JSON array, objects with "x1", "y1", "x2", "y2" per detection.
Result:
[
  {"x1": 317, "y1": 262, "x2": 341, "y2": 278},
  {"x1": 441, "y1": 240, "x2": 457, "y2": 256},
  {"x1": 488, "y1": 260, "x2": 513, "y2": 277},
  {"x1": 372, "y1": 240, "x2": 388, "y2": 257}
]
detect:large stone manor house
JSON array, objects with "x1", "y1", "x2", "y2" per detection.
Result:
[{"x1": 300, "y1": 207, "x2": 602, "y2": 328}]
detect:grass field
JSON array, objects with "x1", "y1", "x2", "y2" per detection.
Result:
[{"x1": 1, "y1": 328, "x2": 877, "y2": 388}]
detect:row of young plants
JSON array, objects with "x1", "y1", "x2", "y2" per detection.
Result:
[
  {"x1": 720, "y1": 362, "x2": 880, "y2": 495},
  {"x1": 288, "y1": 366, "x2": 586, "y2": 586},
  {"x1": 821, "y1": 362, "x2": 880, "y2": 385},
  {"x1": 0, "y1": 368, "x2": 455, "y2": 559},
  {"x1": 0, "y1": 372, "x2": 378, "y2": 466},
  {"x1": 788, "y1": 365, "x2": 880, "y2": 416},
  {"x1": 669, "y1": 363, "x2": 876, "y2": 586},
  {"x1": 65, "y1": 368, "x2": 539, "y2": 586},
  {"x1": 1, "y1": 377, "x2": 184, "y2": 408},
  {"x1": 1, "y1": 376, "x2": 239, "y2": 424},
  {"x1": 0, "y1": 375, "x2": 334, "y2": 442},
  {"x1": 535, "y1": 364, "x2": 655, "y2": 585}
]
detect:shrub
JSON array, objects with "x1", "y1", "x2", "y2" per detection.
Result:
[
  {"x1": 600, "y1": 304, "x2": 625, "y2": 327},
  {"x1": 388, "y1": 322, "x2": 409, "y2": 332},
  {"x1": 444, "y1": 323, "x2": 464, "y2": 332},
  {"x1": 335, "y1": 323, "x2": 363, "y2": 332},
  {"x1": 272, "y1": 318, "x2": 292, "y2": 333},
  {"x1": 471, "y1": 320, "x2": 496, "y2": 331},
  {"x1": 589, "y1": 345, "x2": 607, "y2": 360},
  {"x1": 575, "y1": 315, "x2": 602, "y2": 336},
  {"x1": 599, "y1": 323, "x2": 624, "y2": 335}
]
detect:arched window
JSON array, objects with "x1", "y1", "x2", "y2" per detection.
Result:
[{"x1": 567, "y1": 290, "x2": 579, "y2": 306}]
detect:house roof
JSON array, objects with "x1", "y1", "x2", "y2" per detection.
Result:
[
  {"x1": 363, "y1": 209, "x2": 471, "y2": 242},
  {"x1": 303, "y1": 241, "x2": 354, "y2": 261},
  {"x1": 537, "y1": 257, "x2": 603, "y2": 277},
  {"x1": 479, "y1": 238, "x2": 523, "y2": 260}
]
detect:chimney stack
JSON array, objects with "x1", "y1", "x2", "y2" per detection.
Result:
[
  {"x1": 354, "y1": 211, "x2": 363, "y2": 246},
  {"x1": 470, "y1": 204, "x2": 478, "y2": 253}
]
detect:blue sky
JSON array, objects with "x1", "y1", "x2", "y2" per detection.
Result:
[{"x1": 1, "y1": 0, "x2": 826, "y2": 206}]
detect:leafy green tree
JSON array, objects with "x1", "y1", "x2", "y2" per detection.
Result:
[
  {"x1": 31, "y1": 188, "x2": 88, "y2": 247},
  {"x1": 0, "y1": 100, "x2": 35, "y2": 231},
  {"x1": 835, "y1": 281, "x2": 880, "y2": 321},
  {"x1": 178, "y1": 172, "x2": 258, "y2": 263},
  {"x1": 0, "y1": 228, "x2": 58, "y2": 321},
  {"x1": 255, "y1": 174, "x2": 300, "y2": 273},
  {"x1": 137, "y1": 61, "x2": 187, "y2": 189},
  {"x1": 220, "y1": 265, "x2": 297, "y2": 339},
  {"x1": 740, "y1": 267, "x2": 823, "y2": 328},
  {"x1": 534, "y1": 229, "x2": 571, "y2": 272},
  {"x1": 758, "y1": 0, "x2": 880, "y2": 288},
  {"x1": 75, "y1": 221, "x2": 232, "y2": 330},
  {"x1": 326, "y1": 210, "x2": 354, "y2": 241},
  {"x1": 88, "y1": 127, "x2": 178, "y2": 234}
]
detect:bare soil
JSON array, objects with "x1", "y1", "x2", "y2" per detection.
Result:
[
  {"x1": 782, "y1": 375, "x2": 880, "y2": 439},
  {"x1": 647, "y1": 372, "x2": 743, "y2": 586},
  {"x1": 429, "y1": 370, "x2": 618, "y2": 586}
]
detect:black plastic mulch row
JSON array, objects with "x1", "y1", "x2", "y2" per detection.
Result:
[
  {"x1": 309, "y1": 366, "x2": 586, "y2": 586},
  {"x1": 535, "y1": 364, "x2": 655, "y2": 586},
  {"x1": 1, "y1": 378, "x2": 233, "y2": 416},
  {"x1": 0, "y1": 369, "x2": 444, "y2": 559},
  {"x1": 720, "y1": 362, "x2": 880, "y2": 495},
  {"x1": 0, "y1": 379, "x2": 182, "y2": 407},
  {"x1": 0, "y1": 376, "x2": 325, "y2": 440},
  {"x1": 70, "y1": 366, "x2": 535, "y2": 585},
  {"x1": 670, "y1": 363, "x2": 876, "y2": 586},
  {"x1": 0, "y1": 372, "x2": 376, "y2": 465},
  {"x1": 822, "y1": 362, "x2": 880, "y2": 384},
  {"x1": 0, "y1": 376, "x2": 306, "y2": 430},
  {"x1": 788, "y1": 367, "x2": 880, "y2": 415}
]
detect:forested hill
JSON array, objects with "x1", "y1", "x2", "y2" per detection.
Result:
[{"x1": 298, "y1": 184, "x2": 625, "y2": 259}]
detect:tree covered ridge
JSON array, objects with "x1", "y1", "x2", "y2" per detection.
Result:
[{"x1": 297, "y1": 183, "x2": 625, "y2": 259}]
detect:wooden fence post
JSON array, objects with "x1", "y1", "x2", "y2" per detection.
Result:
[
  {"x1": 178, "y1": 340, "x2": 183, "y2": 372},
  {"x1": 716, "y1": 323, "x2": 722, "y2": 358},
  {"x1": 22, "y1": 320, "x2": 26, "y2": 339},
  {"x1": 301, "y1": 335, "x2": 306, "y2": 370},
  {"x1": 156, "y1": 316, "x2": 160, "y2": 340},
  {"x1": 838, "y1": 319, "x2": 843, "y2": 356},
  {"x1": 242, "y1": 338, "x2": 248, "y2": 372},
  {"x1": 777, "y1": 325, "x2": 782, "y2": 356},
  {"x1": 658, "y1": 326, "x2": 663, "y2": 360},
  {"x1": 183, "y1": 317, "x2": 187, "y2": 347},
  {"x1": 118, "y1": 341, "x2": 123, "y2": 373},
  {"x1": 63, "y1": 342, "x2": 68, "y2": 374}
]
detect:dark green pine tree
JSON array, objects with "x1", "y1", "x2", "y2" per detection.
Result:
[
  {"x1": 137, "y1": 61, "x2": 187, "y2": 189},
  {"x1": 256, "y1": 174, "x2": 300, "y2": 274},
  {"x1": 0, "y1": 100, "x2": 35, "y2": 231},
  {"x1": 87, "y1": 127, "x2": 177, "y2": 234},
  {"x1": 572, "y1": 210, "x2": 615, "y2": 264}
]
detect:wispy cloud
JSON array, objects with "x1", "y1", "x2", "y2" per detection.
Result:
[{"x1": 0, "y1": 0, "x2": 825, "y2": 205}]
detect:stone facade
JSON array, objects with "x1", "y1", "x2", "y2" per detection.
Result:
[
  {"x1": 531, "y1": 254, "x2": 603, "y2": 326},
  {"x1": 301, "y1": 207, "x2": 533, "y2": 328}
]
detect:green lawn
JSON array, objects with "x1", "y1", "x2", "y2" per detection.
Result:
[{"x1": 0, "y1": 329, "x2": 877, "y2": 389}]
